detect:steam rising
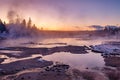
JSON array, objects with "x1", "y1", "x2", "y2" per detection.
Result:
[
  {"x1": 0, "y1": 0, "x2": 119, "y2": 31},
  {"x1": 3, "y1": 4, "x2": 39, "y2": 38},
  {"x1": 7, "y1": 10, "x2": 18, "y2": 23},
  {"x1": 5, "y1": 0, "x2": 88, "y2": 30}
]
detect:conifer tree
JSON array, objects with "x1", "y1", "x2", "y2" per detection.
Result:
[
  {"x1": 0, "y1": 19, "x2": 7, "y2": 33},
  {"x1": 22, "y1": 19, "x2": 26, "y2": 27},
  {"x1": 27, "y1": 17, "x2": 32, "y2": 28}
]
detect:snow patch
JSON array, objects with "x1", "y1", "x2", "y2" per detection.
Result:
[{"x1": 91, "y1": 43, "x2": 120, "y2": 55}]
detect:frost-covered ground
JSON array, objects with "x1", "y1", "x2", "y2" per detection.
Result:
[{"x1": 91, "y1": 41, "x2": 120, "y2": 55}]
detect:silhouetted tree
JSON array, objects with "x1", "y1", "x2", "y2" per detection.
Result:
[
  {"x1": 21, "y1": 19, "x2": 26, "y2": 27},
  {"x1": 104, "y1": 25, "x2": 120, "y2": 35},
  {"x1": 0, "y1": 19, "x2": 7, "y2": 33},
  {"x1": 32, "y1": 24, "x2": 38, "y2": 31},
  {"x1": 0, "y1": 17, "x2": 40, "y2": 38},
  {"x1": 4, "y1": 21, "x2": 6, "y2": 25},
  {"x1": 27, "y1": 17, "x2": 32, "y2": 28},
  {"x1": 15, "y1": 15, "x2": 20, "y2": 24},
  {"x1": 32, "y1": 24, "x2": 37, "y2": 29}
]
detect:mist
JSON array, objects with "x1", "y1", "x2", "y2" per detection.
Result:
[
  {"x1": 0, "y1": 1, "x2": 120, "y2": 80},
  {"x1": 0, "y1": 0, "x2": 119, "y2": 30}
]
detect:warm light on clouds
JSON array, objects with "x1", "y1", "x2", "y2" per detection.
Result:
[{"x1": 0, "y1": 0, "x2": 120, "y2": 31}]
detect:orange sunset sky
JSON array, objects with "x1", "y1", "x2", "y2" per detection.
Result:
[{"x1": 0, "y1": 0, "x2": 120, "y2": 31}]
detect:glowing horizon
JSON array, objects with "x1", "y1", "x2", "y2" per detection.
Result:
[{"x1": 0, "y1": 0, "x2": 120, "y2": 31}]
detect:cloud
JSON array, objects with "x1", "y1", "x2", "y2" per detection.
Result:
[{"x1": 88, "y1": 25, "x2": 104, "y2": 30}]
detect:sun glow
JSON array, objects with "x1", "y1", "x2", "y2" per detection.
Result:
[{"x1": 1, "y1": 16, "x2": 96, "y2": 31}]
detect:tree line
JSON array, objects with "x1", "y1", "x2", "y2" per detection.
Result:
[{"x1": 0, "y1": 18, "x2": 40, "y2": 37}]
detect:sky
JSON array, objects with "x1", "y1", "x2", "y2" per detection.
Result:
[{"x1": 0, "y1": 0, "x2": 120, "y2": 31}]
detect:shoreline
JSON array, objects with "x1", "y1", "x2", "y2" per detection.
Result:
[{"x1": 0, "y1": 40, "x2": 120, "y2": 80}]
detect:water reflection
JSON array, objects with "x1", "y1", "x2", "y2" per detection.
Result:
[
  {"x1": 0, "y1": 38, "x2": 119, "y2": 48},
  {"x1": 0, "y1": 37, "x2": 116, "y2": 69},
  {"x1": 43, "y1": 51, "x2": 105, "y2": 69},
  {"x1": 0, "y1": 50, "x2": 22, "y2": 54}
]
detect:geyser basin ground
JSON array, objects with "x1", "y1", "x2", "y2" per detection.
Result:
[{"x1": 0, "y1": 38, "x2": 120, "y2": 80}]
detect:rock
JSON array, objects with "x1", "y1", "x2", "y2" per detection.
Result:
[
  {"x1": 45, "y1": 64, "x2": 70, "y2": 73},
  {"x1": 0, "y1": 57, "x2": 53, "y2": 75},
  {"x1": 104, "y1": 56, "x2": 120, "y2": 67},
  {"x1": 0, "y1": 58, "x2": 6, "y2": 63}
]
